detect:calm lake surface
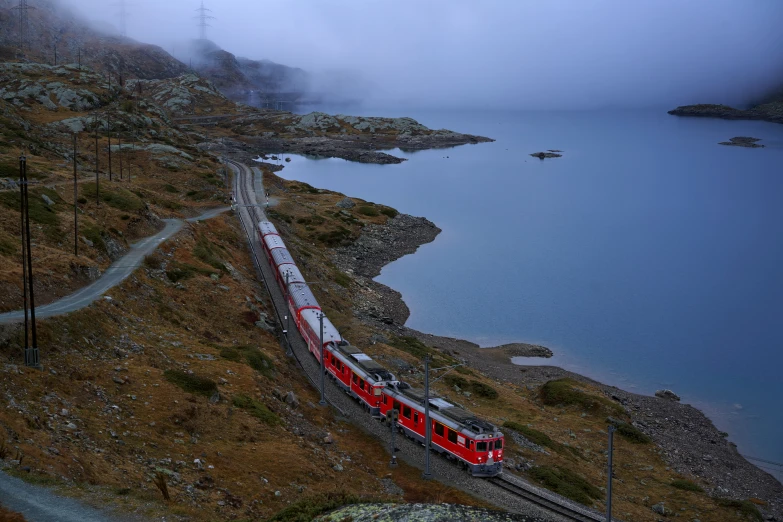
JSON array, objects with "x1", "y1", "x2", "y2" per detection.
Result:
[{"x1": 274, "y1": 108, "x2": 783, "y2": 470}]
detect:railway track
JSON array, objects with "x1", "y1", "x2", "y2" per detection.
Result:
[
  {"x1": 488, "y1": 475, "x2": 607, "y2": 522},
  {"x1": 224, "y1": 157, "x2": 618, "y2": 522}
]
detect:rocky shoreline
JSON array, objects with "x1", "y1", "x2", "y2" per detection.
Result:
[
  {"x1": 332, "y1": 209, "x2": 783, "y2": 520},
  {"x1": 668, "y1": 103, "x2": 783, "y2": 124}
]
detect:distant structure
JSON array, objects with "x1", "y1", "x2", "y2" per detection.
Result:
[
  {"x1": 194, "y1": 1, "x2": 214, "y2": 41},
  {"x1": 113, "y1": 0, "x2": 130, "y2": 36},
  {"x1": 12, "y1": 0, "x2": 35, "y2": 51}
]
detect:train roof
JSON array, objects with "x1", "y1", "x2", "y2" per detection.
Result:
[
  {"x1": 278, "y1": 264, "x2": 305, "y2": 285},
  {"x1": 301, "y1": 309, "x2": 341, "y2": 344},
  {"x1": 394, "y1": 385, "x2": 498, "y2": 435},
  {"x1": 332, "y1": 342, "x2": 397, "y2": 383},
  {"x1": 258, "y1": 221, "x2": 279, "y2": 237},
  {"x1": 271, "y1": 248, "x2": 295, "y2": 268},
  {"x1": 288, "y1": 283, "x2": 320, "y2": 312},
  {"x1": 263, "y1": 234, "x2": 286, "y2": 252}
]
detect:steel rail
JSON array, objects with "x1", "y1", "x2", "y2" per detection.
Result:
[
  {"x1": 223, "y1": 158, "x2": 347, "y2": 416},
  {"x1": 488, "y1": 475, "x2": 607, "y2": 522}
]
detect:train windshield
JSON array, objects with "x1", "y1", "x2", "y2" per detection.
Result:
[
  {"x1": 476, "y1": 441, "x2": 487, "y2": 452},
  {"x1": 495, "y1": 438, "x2": 503, "y2": 449}
]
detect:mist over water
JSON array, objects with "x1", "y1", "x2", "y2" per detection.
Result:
[
  {"x1": 274, "y1": 107, "x2": 783, "y2": 469},
  {"x1": 63, "y1": 0, "x2": 783, "y2": 109}
]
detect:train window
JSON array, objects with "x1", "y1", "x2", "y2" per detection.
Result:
[
  {"x1": 374, "y1": 387, "x2": 382, "y2": 396},
  {"x1": 434, "y1": 423, "x2": 444, "y2": 437},
  {"x1": 393, "y1": 401, "x2": 401, "y2": 411},
  {"x1": 402, "y1": 406, "x2": 411, "y2": 419},
  {"x1": 383, "y1": 395, "x2": 388, "y2": 405},
  {"x1": 353, "y1": 374, "x2": 358, "y2": 384},
  {"x1": 359, "y1": 379, "x2": 365, "y2": 390},
  {"x1": 414, "y1": 412, "x2": 419, "y2": 424},
  {"x1": 466, "y1": 439, "x2": 472, "y2": 449},
  {"x1": 476, "y1": 441, "x2": 487, "y2": 452},
  {"x1": 495, "y1": 438, "x2": 503, "y2": 449},
  {"x1": 447, "y1": 429, "x2": 458, "y2": 444}
]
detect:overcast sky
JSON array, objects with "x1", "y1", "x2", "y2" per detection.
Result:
[{"x1": 65, "y1": 0, "x2": 783, "y2": 109}]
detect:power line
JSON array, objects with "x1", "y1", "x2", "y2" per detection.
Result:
[
  {"x1": 194, "y1": 0, "x2": 215, "y2": 41},
  {"x1": 112, "y1": 0, "x2": 130, "y2": 36},
  {"x1": 12, "y1": 0, "x2": 36, "y2": 53}
]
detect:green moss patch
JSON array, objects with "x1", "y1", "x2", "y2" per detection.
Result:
[
  {"x1": 714, "y1": 498, "x2": 762, "y2": 521},
  {"x1": 163, "y1": 370, "x2": 217, "y2": 397},
  {"x1": 613, "y1": 420, "x2": 652, "y2": 444},
  {"x1": 529, "y1": 465, "x2": 602, "y2": 505},
  {"x1": 443, "y1": 374, "x2": 498, "y2": 399},
  {"x1": 357, "y1": 205, "x2": 379, "y2": 217},
  {"x1": 81, "y1": 182, "x2": 144, "y2": 212},
  {"x1": 0, "y1": 233, "x2": 17, "y2": 257},
  {"x1": 232, "y1": 394, "x2": 279, "y2": 426},
  {"x1": 671, "y1": 479, "x2": 703, "y2": 492},
  {"x1": 540, "y1": 379, "x2": 624, "y2": 415}
]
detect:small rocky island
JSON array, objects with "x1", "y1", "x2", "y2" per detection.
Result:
[
  {"x1": 719, "y1": 136, "x2": 765, "y2": 148},
  {"x1": 530, "y1": 149, "x2": 563, "y2": 159}
]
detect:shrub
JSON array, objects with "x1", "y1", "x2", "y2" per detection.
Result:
[
  {"x1": 334, "y1": 271, "x2": 351, "y2": 288},
  {"x1": 714, "y1": 498, "x2": 762, "y2": 521},
  {"x1": 244, "y1": 349, "x2": 275, "y2": 379},
  {"x1": 357, "y1": 205, "x2": 379, "y2": 217},
  {"x1": 120, "y1": 100, "x2": 135, "y2": 113},
  {"x1": 671, "y1": 479, "x2": 703, "y2": 492},
  {"x1": 530, "y1": 466, "x2": 602, "y2": 505},
  {"x1": 193, "y1": 236, "x2": 225, "y2": 271},
  {"x1": 316, "y1": 227, "x2": 353, "y2": 247},
  {"x1": 0, "y1": 234, "x2": 17, "y2": 257},
  {"x1": 469, "y1": 380, "x2": 498, "y2": 399},
  {"x1": 164, "y1": 370, "x2": 217, "y2": 397},
  {"x1": 443, "y1": 374, "x2": 468, "y2": 389},
  {"x1": 380, "y1": 207, "x2": 398, "y2": 218},
  {"x1": 232, "y1": 394, "x2": 279, "y2": 426},
  {"x1": 297, "y1": 215, "x2": 325, "y2": 226},
  {"x1": 163, "y1": 184, "x2": 179, "y2": 193},
  {"x1": 540, "y1": 379, "x2": 624, "y2": 415},
  {"x1": 0, "y1": 191, "x2": 59, "y2": 225},
  {"x1": 390, "y1": 336, "x2": 432, "y2": 359},
  {"x1": 615, "y1": 421, "x2": 652, "y2": 444},
  {"x1": 81, "y1": 225, "x2": 106, "y2": 252},
  {"x1": 504, "y1": 421, "x2": 555, "y2": 449},
  {"x1": 143, "y1": 254, "x2": 163, "y2": 269},
  {"x1": 219, "y1": 347, "x2": 242, "y2": 362},
  {"x1": 81, "y1": 183, "x2": 144, "y2": 212},
  {"x1": 77, "y1": 197, "x2": 88, "y2": 204}
]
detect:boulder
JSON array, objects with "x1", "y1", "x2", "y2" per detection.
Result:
[
  {"x1": 41, "y1": 194, "x2": 55, "y2": 207},
  {"x1": 336, "y1": 197, "x2": 355, "y2": 209},
  {"x1": 651, "y1": 502, "x2": 672, "y2": 516},
  {"x1": 284, "y1": 391, "x2": 299, "y2": 409},
  {"x1": 655, "y1": 389, "x2": 681, "y2": 402}
]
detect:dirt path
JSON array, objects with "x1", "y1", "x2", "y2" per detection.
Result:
[{"x1": 0, "y1": 206, "x2": 229, "y2": 324}]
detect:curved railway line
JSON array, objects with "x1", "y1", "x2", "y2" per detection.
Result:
[
  {"x1": 488, "y1": 476, "x2": 606, "y2": 522},
  {"x1": 223, "y1": 157, "x2": 618, "y2": 522}
]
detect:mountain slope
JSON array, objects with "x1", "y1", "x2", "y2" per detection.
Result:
[{"x1": 0, "y1": 0, "x2": 188, "y2": 80}]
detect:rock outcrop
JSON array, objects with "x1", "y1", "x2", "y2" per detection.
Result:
[{"x1": 668, "y1": 102, "x2": 783, "y2": 124}]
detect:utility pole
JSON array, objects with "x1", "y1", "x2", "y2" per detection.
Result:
[
  {"x1": 606, "y1": 424, "x2": 616, "y2": 522},
  {"x1": 73, "y1": 133, "x2": 78, "y2": 256},
  {"x1": 194, "y1": 0, "x2": 215, "y2": 41},
  {"x1": 387, "y1": 408, "x2": 398, "y2": 468},
  {"x1": 318, "y1": 312, "x2": 327, "y2": 406},
  {"x1": 20, "y1": 154, "x2": 40, "y2": 369},
  {"x1": 422, "y1": 355, "x2": 432, "y2": 480},
  {"x1": 53, "y1": 41, "x2": 57, "y2": 65},
  {"x1": 78, "y1": 48, "x2": 81, "y2": 71},
  {"x1": 94, "y1": 115, "x2": 100, "y2": 206},
  {"x1": 19, "y1": 154, "x2": 29, "y2": 365},
  {"x1": 12, "y1": 1, "x2": 35, "y2": 54},
  {"x1": 106, "y1": 111, "x2": 112, "y2": 181},
  {"x1": 118, "y1": 134, "x2": 123, "y2": 180}
]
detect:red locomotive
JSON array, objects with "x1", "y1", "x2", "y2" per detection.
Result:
[{"x1": 257, "y1": 220, "x2": 504, "y2": 476}]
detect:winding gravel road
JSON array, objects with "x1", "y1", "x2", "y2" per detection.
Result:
[{"x1": 0, "y1": 206, "x2": 229, "y2": 325}]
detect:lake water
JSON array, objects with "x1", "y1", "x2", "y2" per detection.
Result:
[{"x1": 272, "y1": 108, "x2": 783, "y2": 472}]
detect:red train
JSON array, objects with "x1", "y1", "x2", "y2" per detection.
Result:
[{"x1": 258, "y1": 220, "x2": 504, "y2": 477}]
